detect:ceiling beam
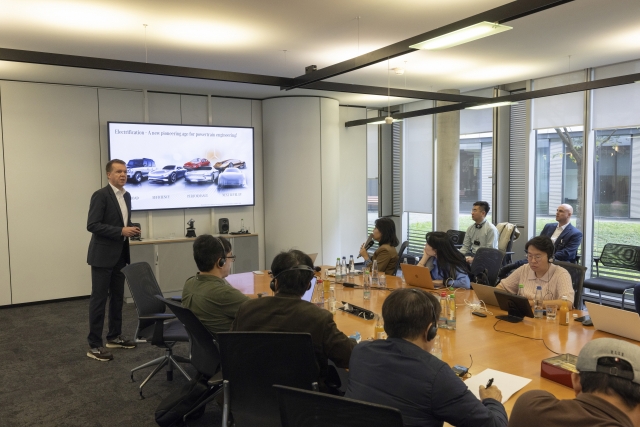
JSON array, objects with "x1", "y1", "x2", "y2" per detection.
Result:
[
  {"x1": 345, "y1": 72, "x2": 640, "y2": 127},
  {"x1": 282, "y1": 0, "x2": 574, "y2": 91},
  {"x1": 0, "y1": 47, "x2": 487, "y2": 103}
]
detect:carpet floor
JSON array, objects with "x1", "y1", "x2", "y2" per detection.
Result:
[{"x1": 0, "y1": 298, "x2": 222, "y2": 427}]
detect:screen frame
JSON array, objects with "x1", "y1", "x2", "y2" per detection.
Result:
[{"x1": 107, "y1": 121, "x2": 256, "y2": 212}]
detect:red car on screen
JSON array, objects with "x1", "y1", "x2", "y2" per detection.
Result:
[{"x1": 183, "y1": 158, "x2": 210, "y2": 169}]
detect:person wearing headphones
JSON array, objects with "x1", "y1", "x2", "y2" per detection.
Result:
[
  {"x1": 231, "y1": 249, "x2": 356, "y2": 390},
  {"x1": 182, "y1": 235, "x2": 250, "y2": 334},
  {"x1": 346, "y1": 288, "x2": 507, "y2": 427},
  {"x1": 459, "y1": 201, "x2": 499, "y2": 264},
  {"x1": 496, "y1": 236, "x2": 574, "y2": 308},
  {"x1": 417, "y1": 231, "x2": 471, "y2": 289},
  {"x1": 359, "y1": 217, "x2": 400, "y2": 275}
]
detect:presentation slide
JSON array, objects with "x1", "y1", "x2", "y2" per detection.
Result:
[{"x1": 108, "y1": 122, "x2": 255, "y2": 211}]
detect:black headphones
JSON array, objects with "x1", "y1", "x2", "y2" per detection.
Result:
[
  {"x1": 474, "y1": 222, "x2": 484, "y2": 229},
  {"x1": 409, "y1": 289, "x2": 438, "y2": 342},
  {"x1": 269, "y1": 265, "x2": 316, "y2": 292},
  {"x1": 213, "y1": 237, "x2": 227, "y2": 268}
]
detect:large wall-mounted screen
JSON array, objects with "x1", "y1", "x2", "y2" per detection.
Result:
[{"x1": 108, "y1": 122, "x2": 255, "y2": 211}]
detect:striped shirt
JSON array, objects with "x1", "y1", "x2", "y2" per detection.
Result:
[{"x1": 500, "y1": 263, "x2": 574, "y2": 307}]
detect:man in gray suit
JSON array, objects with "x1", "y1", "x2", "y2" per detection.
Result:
[{"x1": 86, "y1": 159, "x2": 140, "y2": 361}]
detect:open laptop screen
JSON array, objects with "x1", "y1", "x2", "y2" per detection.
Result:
[{"x1": 301, "y1": 277, "x2": 317, "y2": 302}]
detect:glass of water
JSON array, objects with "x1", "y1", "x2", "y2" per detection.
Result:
[{"x1": 546, "y1": 304, "x2": 558, "y2": 322}]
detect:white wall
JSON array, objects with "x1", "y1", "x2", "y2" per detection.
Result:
[
  {"x1": 320, "y1": 98, "x2": 341, "y2": 262},
  {"x1": 0, "y1": 93, "x2": 11, "y2": 306},
  {"x1": 1, "y1": 81, "x2": 101, "y2": 304},
  {"x1": 0, "y1": 81, "x2": 266, "y2": 305}
]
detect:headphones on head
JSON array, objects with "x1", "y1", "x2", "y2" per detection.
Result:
[
  {"x1": 269, "y1": 265, "x2": 316, "y2": 292},
  {"x1": 213, "y1": 237, "x2": 227, "y2": 268},
  {"x1": 409, "y1": 289, "x2": 438, "y2": 342}
]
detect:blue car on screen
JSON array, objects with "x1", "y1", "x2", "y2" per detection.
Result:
[
  {"x1": 148, "y1": 165, "x2": 186, "y2": 184},
  {"x1": 217, "y1": 167, "x2": 246, "y2": 188}
]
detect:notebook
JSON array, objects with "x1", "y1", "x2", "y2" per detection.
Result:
[
  {"x1": 471, "y1": 282, "x2": 500, "y2": 307},
  {"x1": 301, "y1": 277, "x2": 317, "y2": 302},
  {"x1": 400, "y1": 264, "x2": 442, "y2": 289},
  {"x1": 585, "y1": 302, "x2": 640, "y2": 342}
]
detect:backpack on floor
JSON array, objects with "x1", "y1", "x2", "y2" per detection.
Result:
[{"x1": 155, "y1": 375, "x2": 210, "y2": 427}]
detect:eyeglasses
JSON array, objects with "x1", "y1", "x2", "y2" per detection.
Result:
[
  {"x1": 525, "y1": 251, "x2": 544, "y2": 262},
  {"x1": 226, "y1": 255, "x2": 236, "y2": 262}
]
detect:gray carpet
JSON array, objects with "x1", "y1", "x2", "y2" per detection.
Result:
[{"x1": 0, "y1": 298, "x2": 222, "y2": 427}]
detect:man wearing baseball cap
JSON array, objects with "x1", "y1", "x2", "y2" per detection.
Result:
[{"x1": 509, "y1": 338, "x2": 640, "y2": 427}]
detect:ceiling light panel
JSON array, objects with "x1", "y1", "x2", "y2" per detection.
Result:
[{"x1": 410, "y1": 21, "x2": 512, "y2": 50}]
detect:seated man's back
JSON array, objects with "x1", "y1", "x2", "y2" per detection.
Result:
[{"x1": 182, "y1": 235, "x2": 249, "y2": 334}]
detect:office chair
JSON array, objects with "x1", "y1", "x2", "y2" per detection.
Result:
[
  {"x1": 470, "y1": 248, "x2": 504, "y2": 287},
  {"x1": 156, "y1": 296, "x2": 223, "y2": 423},
  {"x1": 275, "y1": 384, "x2": 404, "y2": 427},
  {"x1": 121, "y1": 262, "x2": 191, "y2": 398},
  {"x1": 446, "y1": 230, "x2": 466, "y2": 249},
  {"x1": 216, "y1": 332, "x2": 320, "y2": 427},
  {"x1": 552, "y1": 261, "x2": 587, "y2": 310},
  {"x1": 583, "y1": 243, "x2": 640, "y2": 307},
  {"x1": 394, "y1": 240, "x2": 410, "y2": 276},
  {"x1": 496, "y1": 222, "x2": 520, "y2": 265}
]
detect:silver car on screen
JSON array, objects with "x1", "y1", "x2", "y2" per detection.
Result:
[
  {"x1": 217, "y1": 167, "x2": 246, "y2": 188},
  {"x1": 185, "y1": 166, "x2": 218, "y2": 183}
]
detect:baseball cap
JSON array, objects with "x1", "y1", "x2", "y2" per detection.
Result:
[{"x1": 576, "y1": 338, "x2": 640, "y2": 385}]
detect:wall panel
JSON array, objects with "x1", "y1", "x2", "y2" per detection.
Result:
[
  {"x1": 320, "y1": 98, "x2": 341, "y2": 262},
  {"x1": 2, "y1": 81, "x2": 101, "y2": 303},
  {"x1": 0, "y1": 90, "x2": 11, "y2": 305}
]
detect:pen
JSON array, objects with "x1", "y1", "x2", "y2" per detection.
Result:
[{"x1": 486, "y1": 378, "x2": 494, "y2": 388}]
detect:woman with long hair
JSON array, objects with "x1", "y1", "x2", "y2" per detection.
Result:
[
  {"x1": 359, "y1": 217, "x2": 399, "y2": 276},
  {"x1": 417, "y1": 231, "x2": 471, "y2": 288}
]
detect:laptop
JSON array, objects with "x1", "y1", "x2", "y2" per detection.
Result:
[
  {"x1": 400, "y1": 264, "x2": 442, "y2": 289},
  {"x1": 471, "y1": 282, "x2": 500, "y2": 307},
  {"x1": 585, "y1": 302, "x2": 640, "y2": 342},
  {"x1": 301, "y1": 277, "x2": 317, "y2": 302}
]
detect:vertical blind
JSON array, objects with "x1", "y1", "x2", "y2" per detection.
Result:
[
  {"x1": 509, "y1": 95, "x2": 527, "y2": 226},
  {"x1": 392, "y1": 121, "x2": 402, "y2": 216}
]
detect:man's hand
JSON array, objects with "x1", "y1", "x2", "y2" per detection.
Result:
[
  {"x1": 122, "y1": 226, "x2": 141, "y2": 237},
  {"x1": 479, "y1": 385, "x2": 502, "y2": 402},
  {"x1": 465, "y1": 256, "x2": 474, "y2": 264}
]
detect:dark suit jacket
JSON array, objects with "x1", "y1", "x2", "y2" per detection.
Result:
[
  {"x1": 87, "y1": 184, "x2": 132, "y2": 268},
  {"x1": 231, "y1": 293, "x2": 356, "y2": 375},
  {"x1": 540, "y1": 223, "x2": 583, "y2": 262}
]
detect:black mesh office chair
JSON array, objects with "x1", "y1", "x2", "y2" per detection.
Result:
[
  {"x1": 394, "y1": 240, "x2": 410, "y2": 276},
  {"x1": 470, "y1": 248, "x2": 504, "y2": 287},
  {"x1": 552, "y1": 261, "x2": 587, "y2": 310},
  {"x1": 156, "y1": 296, "x2": 223, "y2": 423},
  {"x1": 121, "y1": 262, "x2": 191, "y2": 398},
  {"x1": 446, "y1": 230, "x2": 466, "y2": 249},
  {"x1": 583, "y1": 244, "x2": 640, "y2": 307},
  {"x1": 275, "y1": 385, "x2": 404, "y2": 427},
  {"x1": 216, "y1": 332, "x2": 320, "y2": 427}
]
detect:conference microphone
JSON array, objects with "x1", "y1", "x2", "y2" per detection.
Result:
[{"x1": 357, "y1": 234, "x2": 375, "y2": 258}]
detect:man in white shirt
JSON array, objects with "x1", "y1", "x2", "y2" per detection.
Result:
[
  {"x1": 86, "y1": 159, "x2": 140, "y2": 361},
  {"x1": 459, "y1": 201, "x2": 499, "y2": 264}
]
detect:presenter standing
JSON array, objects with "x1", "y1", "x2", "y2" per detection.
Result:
[{"x1": 86, "y1": 159, "x2": 139, "y2": 361}]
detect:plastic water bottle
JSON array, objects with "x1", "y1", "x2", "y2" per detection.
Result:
[
  {"x1": 328, "y1": 288, "x2": 337, "y2": 314},
  {"x1": 363, "y1": 270, "x2": 371, "y2": 300},
  {"x1": 348, "y1": 255, "x2": 355, "y2": 282},
  {"x1": 517, "y1": 284, "x2": 525, "y2": 297},
  {"x1": 341, "y1": 256, "x2": 347, "y2": 279},
  {"x1": 438, "y1": 291, "x2": 449, "y2": 329},
  {"x1": 447, "y1": 294, "x2": 456, "y2": 330},
  {"x1": 335, "y1": 258, "x2": 343, "y2": 284},
  {"x1": 371, "y1": 260, "x2": 379, "y2": 288},
  {"x1": 534, "y1": 286, "x2": 544, "y2": 319}
]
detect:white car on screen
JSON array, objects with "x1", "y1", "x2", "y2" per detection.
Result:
[
  {"x1": 217, "y1": 167, "x2": 247, "y2": 188},
  {"x1": 185, "y1": 166, "x2": 218, "y2": 183}
]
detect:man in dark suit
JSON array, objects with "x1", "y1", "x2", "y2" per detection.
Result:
[
  {"x1": 86, "y1": 159, "x2": 140, "y2": 361},
  {"x1": 498, "y1": 204, "x2": 583, "y2": 278}
]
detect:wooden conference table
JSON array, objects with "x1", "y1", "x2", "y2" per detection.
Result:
[{"x1": 226, "y1": 268, "x2": 633, "y2": 414}]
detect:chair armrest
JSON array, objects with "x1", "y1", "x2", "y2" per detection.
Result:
[
  {"x1": 506, "y1": 251, "x2": 514, "y2": 255},
  {"x1": 593, "y1": 256, "x2": 601, "y2": 276},
  {"x1": 139, "y1": 313, "x2": 176, "y2": 320},
  {"x1": 169, "y1": 296, "x2": 182, "y2": 302}
]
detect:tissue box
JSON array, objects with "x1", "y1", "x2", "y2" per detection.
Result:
[{"x1": 541, "y1": 354, "x2": 578, "y2": 388}]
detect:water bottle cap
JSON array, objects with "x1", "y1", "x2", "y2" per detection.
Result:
[{"x1": 536, "y1": 285, "x2": 542, "y2": 290}]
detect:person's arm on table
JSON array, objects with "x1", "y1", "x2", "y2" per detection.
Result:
[
  {"x1": 495, "y1": 266, "x2": 522, "y2": 293},
  {"x1": 322, "y1": 312, "x2": 357, "y2": 369},
  {"x1": 432, "y1": 365, "x2": 508, "y2": 427},
  {"x1": 451, "y1": 268, "x2": 471, "y2": 289}
]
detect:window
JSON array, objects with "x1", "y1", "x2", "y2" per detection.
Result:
[{"x1": 534, "y1": 126, "x2": 584, "y2": 238}]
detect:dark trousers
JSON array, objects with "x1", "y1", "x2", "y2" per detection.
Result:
[{"x1": 87, "y1": 249, "x2": 127, "y2": 348}]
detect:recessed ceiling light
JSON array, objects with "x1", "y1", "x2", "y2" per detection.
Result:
[
  {"x1": 410, "y1": 22, "x2": 512, "y2": 50},
  {"x1": 368, "y1": 118, "x2": 403, "y2": 125},
  {"x1": 466, "y1": 101, "x2": 518, "y2": 110},
  {"x1": 393, "y1": 68, "x2": 405, "y2": 75}
]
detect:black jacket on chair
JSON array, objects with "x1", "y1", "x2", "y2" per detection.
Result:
[{"x1": 87, "y1": 184, "x2": 132, "y2": 268}]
